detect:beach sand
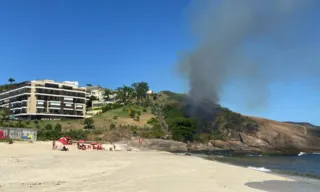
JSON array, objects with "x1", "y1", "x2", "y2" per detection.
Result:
[{"x1": 0, "y1": 142, "x2": 318, "y2": 192}]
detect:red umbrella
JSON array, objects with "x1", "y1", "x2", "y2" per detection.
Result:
[
  {"x1": 64, "y1": 136, "x2": 72, "y2": 140},
  {"x1": 91, "y1": 142, "x2": 97, "y2": 145},
  {"x1": 78, "y1": 140, "x2": 86, "y2": 143}
]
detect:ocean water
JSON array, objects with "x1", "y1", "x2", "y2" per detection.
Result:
[{"x1": 189, "y1": 152, "x2": 320, "y2": 178}]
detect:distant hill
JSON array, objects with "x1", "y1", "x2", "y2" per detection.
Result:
[{"x1": 283, "y1": 122, "x2": 320, "y2": 130}]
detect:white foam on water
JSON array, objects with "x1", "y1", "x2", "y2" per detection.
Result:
[
  {"x1": 298, "y1": 152, "x2": 307, "y2": 156},
  {"x1": 312, "y1": 153, "x2": 320, "y2": 155},
  {"x1": 248, "y1": 166, "x2": 271, "y2": 172}
]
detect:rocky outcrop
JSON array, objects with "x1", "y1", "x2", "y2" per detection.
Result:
[
  {"x1": 124, "y1": 117, "x2": 320, "y2": 155},
  {"x1": 208, "y1": 117, "x2": 320, "y2": 154}
]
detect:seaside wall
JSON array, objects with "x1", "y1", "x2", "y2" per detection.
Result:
[{"x1": 0, "y1": 127, "x2": 37, "y2": 141}]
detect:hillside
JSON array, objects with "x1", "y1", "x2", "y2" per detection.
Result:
[
  {"x1": 1, "y1": 90, "x2": 320, "y2": 154},
  {"x1": 208, "y1": 116, "x2": 320, "y2": 154},
  {"x1": 51, "y1": 106, "x2": 153, "y2": 131},
  {"x1": 283, "y1": 121, "x2": 320, "y2": 130},
  {"x1": 150, "y1": 92, "x2": 320, "y2": 154}
]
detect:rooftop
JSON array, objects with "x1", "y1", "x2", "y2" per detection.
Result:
[{"x1": 0, "y1": 79, "x2": 86, "y2": 94}]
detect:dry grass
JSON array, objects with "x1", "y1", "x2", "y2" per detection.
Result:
[{"x1": 44, "y1": 107, "x2": 154, "y2": 131}]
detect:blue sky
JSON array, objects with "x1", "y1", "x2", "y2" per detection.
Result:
[{"x1": 1, "y1": 0, "x2": 320, "y2": 124}]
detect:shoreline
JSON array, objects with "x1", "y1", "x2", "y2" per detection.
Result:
[
  {"x1": 1, "y1": 142, "x2": 319, "y2": 192},
  {"x1": 179, "y1": 149, "x2": 320, "y2": 178},
  {"x1": 182, "y1": 151, "x2": 320, "y2": 180}
]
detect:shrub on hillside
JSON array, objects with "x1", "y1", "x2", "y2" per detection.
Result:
[
  {"x1": 45, "y1": 124, "x2": 53, "y2": 130},
  {"x1": 134, "y1": 116, "x2": 140, "y2": 121},
  {"x1": 19, "y1": 122, "x2": 26, "y2": 128},
  {"x1": 64, "y1": 130, "x2": 88, "y2": 140},
  {"x1": 54, "y1": 123, "x2": 62, "y2": 132},
  {"x1": 84, "y1": 118, "x2": 95, "y2": 129},
  {"x1": 129, "y1": 110, "x2": 135, "y2": 118},
  {"x1": 92, "y1": 129, "x2": 103, "y2": 135},
  {"x1": 94, "y1": 137, "x2": 102, "y2": 141},
  {"x1": 131, "y1": 126, "x2": 138, "y2": 136},
  {"x1": 110, "y1": 123, "x2": 116, "y2": 130},
  {"x1": 102, "y1": 103, "x2": 123, "y2": 113}
]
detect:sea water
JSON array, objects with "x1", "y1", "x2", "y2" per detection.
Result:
[{"x1": 200, "y1": 152, "x2": 320, "y2": 178}]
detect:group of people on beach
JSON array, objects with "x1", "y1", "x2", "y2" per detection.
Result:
[{"x1": 52, "y1": 140, "x2": 69, "y2": 151}]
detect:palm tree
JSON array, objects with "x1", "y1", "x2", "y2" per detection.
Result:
[{"x1": 8, "y1": 78, "x2": 15, "y2": 84}]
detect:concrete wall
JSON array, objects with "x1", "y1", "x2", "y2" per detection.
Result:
[
  {"x1": 0, "y1": 127, "x2": 37, "y2": 141},
  {"x1": 28, "y1": 82, "x2": 37, "y2": 113}
]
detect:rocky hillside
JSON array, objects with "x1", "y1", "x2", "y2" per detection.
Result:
[
  {"x1": 284, "y1": 121, "x2": 320, "y2": 130},
  {"x1": 157, "y1": 91, "x2": 320, "y2": 154},
  {"x1": 206, "y1": 117, "x2": 320, "y2": 154}
]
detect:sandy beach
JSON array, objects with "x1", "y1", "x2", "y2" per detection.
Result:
[{"x1": 0, "y1": 142, "x2": 318, "y2": 192}]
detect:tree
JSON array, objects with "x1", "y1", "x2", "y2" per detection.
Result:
[
  {"x1": 123, "y1": 85, "x2": 135, "y2": 102},
  {"x1": 114, "y1": 86, "x2": 136, "y2": 103},
  {"x1": 54, "y1": 123, "x2": 62, "y2": 132},
  {"x1": 170, "y1": 117, "x2": 196, "y2": 142},
  {"x1": 8, "y1": 78, "x2": 15, "y2": 84},
  {"x1": 0, "y1": 107, "x2": 11, "y2": 123},
  {"x1": 103, "y1": 88, "x2": 112, "y2": 100},
  {"x1": 86, "y1": 84, "x2": 92, "y2": 87},
  {"x1": 86, "y1": 95, "x2": 98, "y2": 108},
  {"x1": 115, "y1": 87, "x2": 126, "y2": 103},
  {"x1": 84, "y1": 118, "x2": 95, "y2": 129},
  {"x1": 132, "y1": 82, "x2": 149, "y2": 102}
]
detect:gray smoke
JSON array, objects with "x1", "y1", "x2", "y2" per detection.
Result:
[{"x1": 179, "y1": 0, "x2": 320, "y2": 113}]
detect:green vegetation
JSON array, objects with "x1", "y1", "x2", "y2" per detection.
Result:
[
  {"x1": 0, "y1": 80, "x2": 260, "y2": 144},
  {"x1": 84, "y1": 118, "x2": 95, "y2": 129},
  {"x1": 8, "y1": 78, "x2": 15, "y2": 84},
  {"x1": 101, "y1": 103, "x2": 122, "y2": 113}
]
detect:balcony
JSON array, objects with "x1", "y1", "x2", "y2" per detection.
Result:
[
  {"x1": 64, "y1": 97, "x2": 74, "y2": 101},
  {"x1": 21, "y1": 102, "x2": 27, "y2": 107},
  {"x1": 35, "y1": 88, "x2": 86, "y2": 98},
  {"x1": 36, "y1": 108, "x2": 46, "y2": 113},
  {"x1": 63, "y1": 108, "x2": 74, "y2": 111},
  {"x1": 0, "y1": 87, "x2": 31, "y2": 100}
]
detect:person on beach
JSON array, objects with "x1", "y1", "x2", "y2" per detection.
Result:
[
  {"x1": 52, "y1": 140, "x2": 56, "y2": 150},
  {"x1": 61, "y1": 146, "x2": 69, "y2": 151}
]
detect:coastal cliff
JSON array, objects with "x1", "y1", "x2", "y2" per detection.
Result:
[
  {"x1": 207, "y1": 117, "x2": 320, "y2": 154},
  {"x1": 128, "y1": 117, "x2": 320, "y2": 154},
  {"x1": 138, "y1": 91, "x2": 320, "y2": 154}
]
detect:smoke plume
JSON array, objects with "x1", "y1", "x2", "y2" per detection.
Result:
[{"x1": 179, "y1": 0, "x2": 320, "y2": 115}]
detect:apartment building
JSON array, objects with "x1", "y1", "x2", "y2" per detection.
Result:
[
  {"x1": 86, "y1": 86, "x2": 117, "y2": 108},
  {"x1": 0, "y1": 80, "x2": 86, "y2": 119}
]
